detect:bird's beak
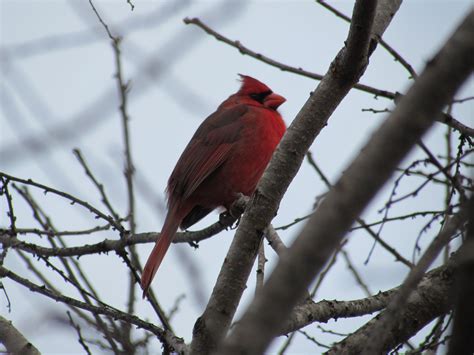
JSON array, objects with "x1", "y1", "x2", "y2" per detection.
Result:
[{"x1": 264, "y1": 93, "x2": 286, "y2": 110}]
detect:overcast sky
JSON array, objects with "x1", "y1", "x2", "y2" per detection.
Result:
[{"x1": 1, "y1": 1, "x2": 473, "y2": 353}]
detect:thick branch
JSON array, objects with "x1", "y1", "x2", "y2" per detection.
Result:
[
  {"x1": 282, "y1": 262, "x2": 453, "y2": 335},
  {"x1": 219, "y1": 7, "x2": 473, "y2": 355},
  {"x1": 190, "y1": 1, "x2": 386, "y2": 354},
  {"x1": 361, "y1": 208, "x2": 468, "y2": 354},
  {"x1": 0, "y1": 315, "x2": 40, "y2": 355},
  {"x1": 327, "y1": 260, "x2": 455, "y2": 354},
  {"x1": 448, "y1": 194, "x2": 474, "y2": 355}
]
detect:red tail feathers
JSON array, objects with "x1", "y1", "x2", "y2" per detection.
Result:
[{"x1": 141, "y1": 213, "x2": 181, "y2": 298}]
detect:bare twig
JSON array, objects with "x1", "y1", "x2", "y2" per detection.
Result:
[
  {"x1": 73, "y1": 149, "x2": 122, "y2": 225},
  {"x1": 4, "y1": 224, "x2": 113, "y2": 237},
  {"x1": 0, "y1": 177, "x2": 17, "y2": 237},
  {"x1": 0, "y1": 265, "x2": 186, "y2": 353},
  {"x1": 67, "y1": 311, "x2": 92, "y2": 355},
  {"x1": 183, "y1": 17, "x2": 395, "y2": 100},
  {"x1": 0, "y1": 204, "x2": 241, "y2": 258},
  {"x1": 306, "y1": 151, "x2": 413, "y2": 268},
  {"x1": 341, "y1": 249, "x2": 371, "y2": 296},
  {"x1": 265, "y1": 225, "x2": 288, "y2": 256},
  {"x1": 316, "y1": 0, "x2": 417, "y2": 79},
  {"x1": 0, "y1": 172, "x2": 125, "y2": 233},
  {"x1": 13, "y1": 185, "x2": 122, "y2": 352},
  {"x1": 362, "y1": 209, "x2": 468, "y2": 354}
]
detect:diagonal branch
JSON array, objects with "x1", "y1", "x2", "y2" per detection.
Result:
[
  {"x1": 183, "y1": 17, "x2": 395, "y2": 100},
  {"x1": 0, "y1": 315, "x2": 40, "y2": 355},
  {"x1": 448, "y1": 194, "x2": 474, "y2": 355},
  {"x1": 327, "y1": 259, "x2": 456, "y2": 354},
  {"x1": 0, "y1": 265, "x2": 186, "y2": 353},
  {"x1": 0, "y1": 172, "x2": 125, "y2": 233},
  {"x1": 282, "y1": 261, "x2": 453, "y2": 335},
  {"x1": 189, "y1": 0, "x2": 390, "y2": 353},
  {"x1": 219, "y1": 6, "x2": 473, "y2": 355},
  {"x1": 331, "y1": 209, "x2": 468, "y2": 354},
  {"x1": 185, "y1": 11, "x2": 474, "y2": 139}
]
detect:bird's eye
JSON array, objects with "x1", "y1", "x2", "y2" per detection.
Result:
[{"x1": 250, "y1": 90, "x2": 272, "y2": 103}]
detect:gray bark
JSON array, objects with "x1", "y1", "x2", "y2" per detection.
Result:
[
  {"x1": 189, "y1": 0, "x2": 401, "y2": 353},
  {"x1": 0, "y1": 315, "x2": 41, "y2": 355},
  {"x1": 219, "y1": 8, "x2": 474, "y2": 355}
]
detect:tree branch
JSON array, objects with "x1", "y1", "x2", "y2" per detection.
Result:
[
  {"x1": 183, "y1": 17, "x2": 395, "y2": 100},
  {"x1": 0, "y1": 265, "x2": 186, "y2": 353},
  {"x1": 282, "y1": 261, "x2": 453, "y2": 335},
  {"x1": 327, "y1": 259, "x2": 456, "y2": 354},
  {"x1": 0, "y1": 315, "x2": 40, "y2": 355},
  {"x1": 189, "y1": 0, "x2": 387, "y2": 353},
  {"x1": 0, "y1": 205, "x2": 239, "y2": 258},
  {"x1": 219, "y1": 6, "x2": 473, "y2": 355},
  {"x1": 0, "y1": 172, "x2": 125, "y2": 233},
  {"x1": 447, "y1": 193, "x2": 474, "y2": 355}
]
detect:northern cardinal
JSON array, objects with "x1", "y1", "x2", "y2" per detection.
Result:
[{"x1": 141, "y1": 75, "x2": 286, "y2": 296}]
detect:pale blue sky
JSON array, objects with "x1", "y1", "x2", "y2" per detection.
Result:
[{"x1": 1, "y1": 1, "x2": 472, "y2": 353}]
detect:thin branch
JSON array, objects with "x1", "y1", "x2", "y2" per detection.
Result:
[
  {"x1": 67, "y1": 311, "x2": 92, "y2": 355},
  {"x1": 306, "y1": 151, "x2": 413, "y2": 268},
  {"x1": 0, "y1": 177, "x2": 17, "y2": 237},
  {"x1": 362, "y1": 209, "x2": 468, "y2": 354},
  {"x1": 73, "y1": 149, "x2": 122, "y2": 225},
  {"x1": 0, "y1": 172, "x2": 125, "y2": 233},
  {"x1": 327, "y1": 261, "x2": 456, "y2": 354},
  {"x1": 187, "y1": 8, "x2": 474, "y2": 140},
  {"x1": 0, "y1": 265, "x2": 186, "y2": 353},
  {"x1": 13, "y1": 185, "x2": 122, "y2": 352},
  {"x1": 451, "y1": 95, "x2": 474, "y2": 104},
  {"x1": 341, "y1": 249, "x2": 371, "y2": 296},
  {"x1": 437, "y1": 112, "x2": 474, "y2": 138},
  {"x1": 349, "y1": 210, "x2": 448, "y2": 230},
  {"x1": 183, "y1": 17, "x2": 395, "y2": 100},
  {"x1": 88, "y1": 0, "x2": 115, "y2": 40},
  {"x1": 316, "y1": 0, "x2": 417, "y2": 79},
  {"x1": 4, "y1": 224, "x2": 113, "y2": 237},
  {"x1": 417, "y1": 140, "x2": 466, "y2": 201},
  {"x1": 0, "y1": 206, "x2": 240, "y2": 258},
  {"x1": 264, "y1": 225, "x2": 288, "y2": 256}
]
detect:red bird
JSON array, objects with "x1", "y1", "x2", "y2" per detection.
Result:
[{"x1": 141, "y1": 75, "x2": 286, "y2": 296}]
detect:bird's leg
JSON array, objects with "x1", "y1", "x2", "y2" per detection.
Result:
[
  {"x1": 218, "y1": 210, "x2": 234, "y2": 230},
  {"x1": 229, "y1": 193, "x2": 250, "y2": 228}
]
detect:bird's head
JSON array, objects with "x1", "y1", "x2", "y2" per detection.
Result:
[{"x1": 237, "y1": 74, "x2": 286, "y2": 110}]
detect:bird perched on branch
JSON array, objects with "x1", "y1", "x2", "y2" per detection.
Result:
[{"x1": 141, "y1": 75, "x2": 286, "y2": 297}]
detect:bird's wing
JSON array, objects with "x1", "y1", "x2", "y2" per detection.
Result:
[{"x1": 168, "y1": 104, "x2": 248, "y2": 200}]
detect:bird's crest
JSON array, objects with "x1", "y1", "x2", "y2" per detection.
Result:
[{"x1": 237, "y1": 74, "x2": 272, "y2": 95}]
